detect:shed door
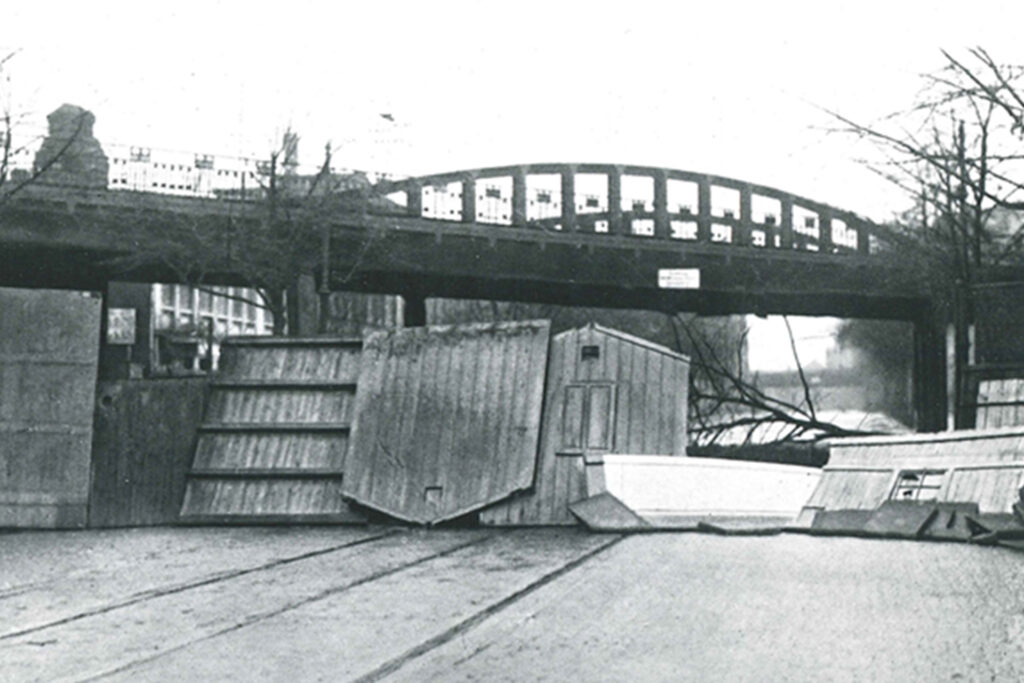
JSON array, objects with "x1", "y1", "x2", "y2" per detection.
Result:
[{"x1": 561, "y1": 383, "x2": 616, "y2": 454}]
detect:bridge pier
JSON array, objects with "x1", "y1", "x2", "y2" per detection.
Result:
[{"x1": 912, "y1": 303, "x2": 949, "y2": 432}]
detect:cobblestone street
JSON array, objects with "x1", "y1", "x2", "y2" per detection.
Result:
[{"x1": 2, "y1": 527, "x2": 1023, "y2": 682}]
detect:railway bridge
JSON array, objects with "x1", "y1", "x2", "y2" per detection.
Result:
[{"x1": 0, "y1": 160, "x2": 946, "y2": 428}]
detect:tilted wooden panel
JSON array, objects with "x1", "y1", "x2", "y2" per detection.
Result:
[
  {"x1": 191, "y1": 432, "x2": 348, "y2": 470},
  {"x1": 0, "y1": 287, "x2": 101, "y2": 528},
  {"x1": 804, "y1": 470, "x2": 894, "y2": 510},
  {"x1": 943, "y1": 467, "x2": 1024, "y2": 514},
  {"x1": 205, "y1": 388, "x2": 354, "y2": 424},
  {"x1": 180, "y1": 338, "x2": 364, "y2": 523},
  {"x1": 180, "y1": 479, "x2": 350, "y2": 517},
  {"x1": 217, "y1": 339, "x2": 362, "y2": 382},
  {"x1": 343, "y1": 320, "x2": 550, "y2": 524}
]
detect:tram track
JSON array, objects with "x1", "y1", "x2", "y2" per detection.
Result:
[
  {"x1": 81, "y1": 531, "x2": 496, "y2": 682},
  {"x1": 0, "y1": 528, "x2": 400, "y2": 642}
]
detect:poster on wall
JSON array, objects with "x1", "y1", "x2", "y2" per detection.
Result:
[{"x1": 107, "y1": 308, "x2": 137, "y2": 345}]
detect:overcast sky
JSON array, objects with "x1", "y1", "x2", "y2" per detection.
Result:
[{"x1": 5, "y1": 1, "x2": 1022, "y2": 369}]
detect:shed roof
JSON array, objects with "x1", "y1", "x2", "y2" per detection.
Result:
[{"x1": 558, "y1": 323, "x2": 691, "y2": 364}]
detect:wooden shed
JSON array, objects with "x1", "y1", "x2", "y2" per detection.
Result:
[
  {"x1": 797, "y1": 427, "x2": 1024, "y2": 531},
  {"x1": 481, "y1": 323, "x2": 690, "y2": 526}
]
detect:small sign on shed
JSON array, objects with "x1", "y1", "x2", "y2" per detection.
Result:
[{"x1": 106, "y1": 308, "x2": 137, "y2": 345}]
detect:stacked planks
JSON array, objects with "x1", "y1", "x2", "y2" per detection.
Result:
[{"x1": 179, "y1": 337, "x2": 365, "y2": 523}]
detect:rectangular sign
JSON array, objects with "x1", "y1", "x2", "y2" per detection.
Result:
[
  {"x1": 657, "y1": 268, "x2": 700, "y2": 289},
  {"x1": 107, "y1": 308, "x2": 137, "y2": 345}
]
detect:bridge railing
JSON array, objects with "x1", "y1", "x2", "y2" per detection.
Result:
[{"x1": 372, "y1": 163, "x2": 880, "y2": 256}]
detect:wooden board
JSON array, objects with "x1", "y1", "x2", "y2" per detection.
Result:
[
  {"x1": 89, "y1": 378, "x2": 207, "y2": 527},
  {"x1": 0, "y1": 287, "x2": 101, "y2": 528},
  {"x1": 977, "y1": 379, "x2": 1024, "y2": 429},
  {"x1": 343, "y1": 320, "x2": 550, "y2": 524},
  {"x1": 179, "y1": 338, "x2": 365, "y2": 523}
]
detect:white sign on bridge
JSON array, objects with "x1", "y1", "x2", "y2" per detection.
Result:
[{"x1": 657, "y1": 268, "x2": 701, "y2": 289}]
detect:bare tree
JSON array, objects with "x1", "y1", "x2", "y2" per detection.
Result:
[
  {"x1": 670, "y1": 314, "x2": 873, "y2": 448},
  {"x1": 108, "y1": 130, "x2": 378, "y2": 335},
  {"x1": 829, "y1": 48, "x2": 1024, "y2": 425},
  {"x1": 830, "y1": 48, "x2": 1024, "y2": 277}
]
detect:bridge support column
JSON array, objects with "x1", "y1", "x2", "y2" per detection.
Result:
[
  {"x1": 461, "y1": 175, "x2": 476, "y2": 223},
  {"x1": 402, "y1": 292, "x2": 427, "y2": 327},
  {"x1": 406, "y1": 181, "x2": 423, "y2": 217},
  {"x1": 608, "y1": 169, "x2": 622, "y2": 234},
  {"x1": 780, "y1": 199, "x2": 794, "y2": 249},
  {"x1": 737, "y1": 184, "x2": 752, "y2": 246},
  {"x1": 913, "y1": 302, "x2": 949, "y2": 432},
  {"x1": 697, "y1": 177, "x2": 712, "y2": 242},
  {"x1": 653, "y1": 170, "x2": 669, "y2": 239},
  {"x1": 561, "y1": 168, "x2": 575, "y2": 231},
  {"x1": 512, "y1": 169, "x2": 528, "y2": 226},
  {"x1": 818, "y1": 206, "x2": 834, "y2": 253}
]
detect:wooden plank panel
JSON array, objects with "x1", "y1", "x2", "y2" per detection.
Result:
[
  {"x1": 344, "y1": 321, "x2": 549, "y2": 523},
  {"x1": 548, "y1": 331, "x2": 579, "y2": 523},
  {"x1": 0, "y1": 288, "x2": 101, "y2": 529},
  {"x1": 88, "y1": 379, "x2": 206, "y2": 527},
  {"x1": 181, "y1": 339, "x2": 364, "y2": 522}
]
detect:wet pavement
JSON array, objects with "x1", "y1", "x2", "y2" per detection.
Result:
[{"x1": 1, "y1": 526, "x2": 1023, "y2": 682}]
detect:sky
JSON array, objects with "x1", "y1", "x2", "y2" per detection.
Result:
[{"x1": 5, "y1": 1, "x2": 1023, "y2": 370}]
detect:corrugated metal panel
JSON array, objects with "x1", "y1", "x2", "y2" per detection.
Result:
[
  {"x1": 0, "y1": 287, "x2": 101, "y2": 528},
  {"x1": 343, "y1": 320, "x2": 550, "y2": 524},
  {"x1": 180, "y1": 337, "x2": 364, "y2": 523},
  {"x1": 481, "y1": 324, "x2": 690, "y2": 526}
]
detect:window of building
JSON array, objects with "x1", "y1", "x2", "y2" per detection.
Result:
[{"x1": 890, "y1": 469, "x2": 946, "y2": 502}]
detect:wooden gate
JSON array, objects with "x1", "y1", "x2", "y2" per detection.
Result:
[
  {"x1": 343, "y1": 320, "x2": 550, "y2": 524},
  {"x1": 0, "y1": 287, "x2": 101, "y2": 527}
]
